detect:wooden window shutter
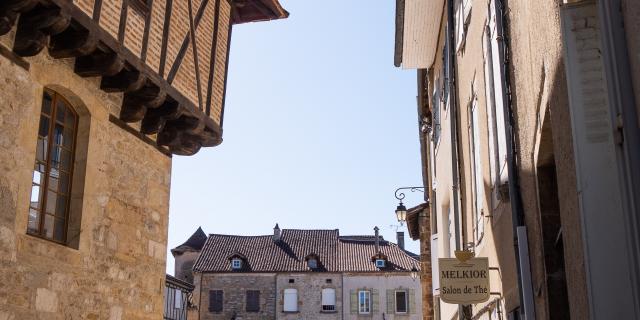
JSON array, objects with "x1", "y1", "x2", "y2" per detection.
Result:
[
  {"x1": 209, "y1": 290, "x2": 223, "y2": 312},
  {"x1": 246, "y1": 290, "x2": 260, "y2": 312},
  {"x1": 409, "y1": 289, "x2": 416, "y2": 314},
  {"x1": 371, "y1": 289, "x2": 379, "y2": 313},
  {"x1": 386, "y1": 289, "x2": 395, "y2": 314},
  {"x1": 350, "y1": 290, "x2": 357, "y2": 314}
]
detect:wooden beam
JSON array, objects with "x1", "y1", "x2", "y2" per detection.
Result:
[
  {"x1": 165, "y1": 0, "x2": 209, "y2": 84},
  {"x1": 139, "y1": 0, "x2": 154, "y2": 62},
  {"x1": 204, "y1": 0, "x2": 221, "y2": 116},
  {"x1": 92, "y1": 0, "x2": 103, "y2": 22},
  {"x1": 117, "y1": 0, "x2": 128, "y2": 44},
  {"x1": 13, "y1": 5, "x2": 71, "y2": 57},
  {"x1": 187, "y1": 0, "x2": 203, "y2": 110},
  {"x1": 48, "y1": 25, "x2": 98, "y2": 59},
  {"x1": 158, "y1": 0, "x2": 173, "y2": 77},
  {"x1": 220, "y1": 14, "x2": 233, "y2": 127},
  {"x1": 75, "y1": 50, "x2": 124, "y2": 77},
  {"x1": 101, "y1": 69, "x2": 147, "y2": 93}
]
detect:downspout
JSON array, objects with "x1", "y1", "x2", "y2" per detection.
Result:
[
  {"x1": 495, "y1": 0, "x2": 535, "y2": 318},
  {"x1": 444, "y1": 0, "x2": 470, "y2": 319}
]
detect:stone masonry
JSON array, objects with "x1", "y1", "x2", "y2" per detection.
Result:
[{"x1": 0, "y1": 28, "x2": 171, "y2": 320}]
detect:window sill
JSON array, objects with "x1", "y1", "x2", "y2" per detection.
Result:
[
  {"x1": 320, "y1": 310, "x2": 337, "y2": 313},
  {"x1": 282, "y1": 311, "x2": 299, "y2": 314}
]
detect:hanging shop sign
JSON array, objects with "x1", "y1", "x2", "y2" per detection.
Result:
[{"x1": 439, "y1": 250, "x2": 490, "y2": 304}]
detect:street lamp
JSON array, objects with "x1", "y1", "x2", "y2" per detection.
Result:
[
  {"x1": 410, "y1": 265, "x2": 419, "y2": 280},
  {"x1": 394, "y1": 187, "x2": 425, "y2": 225}
]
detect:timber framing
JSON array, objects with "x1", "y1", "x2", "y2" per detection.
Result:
[{"x1": 0, "y1": 0, "x2": 288, "y2": 156}]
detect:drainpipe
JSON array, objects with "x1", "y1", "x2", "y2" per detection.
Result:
[
  {"x1": 444, "y1": 0, "x2": 470, "y2": 318},
  {"x1": 495, "y1": 0, "x2": 535, "y2": 318}
]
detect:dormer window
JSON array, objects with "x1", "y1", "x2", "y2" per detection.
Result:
[
  {"x1": 308, "y1": 258, "x2": 318, "y2": 269},
  {"x1": 231, "y1": 258, "x2": 242, "y2": 269},
  {"x1": 375, "y1": 259, "x2": 386, "y2": 268}
]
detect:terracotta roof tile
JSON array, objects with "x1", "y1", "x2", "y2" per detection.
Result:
[{"x1": 193, "y1": 229, "x2": 418, "y2": 273}]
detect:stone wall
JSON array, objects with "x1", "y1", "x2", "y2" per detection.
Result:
[
  {"x1": 196, "y1": 273, "x2": 277, "y2": 320},
  {"x1": 342, "y1": 273, "x2": 422, "y2": 320},
  {"x1": 275, "y1": 273, "x2": 342, "y2": 320},
  {"x1": 0, "y1": 31, "x2": 172, "y2": 319}
]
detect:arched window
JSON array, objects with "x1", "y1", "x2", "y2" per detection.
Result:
[{"x1": 28, "y1": 90, "x2": 78, "y2": 244}]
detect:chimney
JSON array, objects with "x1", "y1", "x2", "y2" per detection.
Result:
[
  {"x1": 397, "y1": 231, "x2": 405, "y2": 250},
  {"x1": 374, "y1": 226, "x2": 380, "y2": 253},
  {"x1": 273, "y1": 223, "x2": 281, "y2": 242}
]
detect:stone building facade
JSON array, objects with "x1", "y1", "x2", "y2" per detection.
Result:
[
  {"x1": 184, "y1": 226, "x2": 422, "y2": 320},
  {"x1": 395, "y1": 0, "x2": 639, "y2": 319},
  {"x1": 0, "y1": 0, "x2": 287, "y2": 318}
]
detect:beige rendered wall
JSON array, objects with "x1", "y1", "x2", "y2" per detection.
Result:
[
  {"x1": 452, "y1": 0, "x2": 519, "y2": 317},
  {"x1": 505, "y1": 0, "x2": 589, "y2": 319},
  {"x1": 0, "y1": 34, "x2": 172, "y2": 319}
]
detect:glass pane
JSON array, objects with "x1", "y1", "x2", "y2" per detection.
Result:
[
  {"x1": 55, "y1": 195, "x2": 67, "y2": 217},
  {"x1": 53, "y1": 124, "x2": 64, "y2": 146},
  {"x1": 50, "y1": 146, "x2": 61, "y2": 169},
  {"x1": 34, "y1": 162, "x2": 46, "y2": 175},
  {"x1": 60, "y1": 149, "x2": 72, "y2": 169},
  {"x1": 42, "y1": 92, "x2": 52, "y2": 115},
  {"x1": 55, "y1": 100, "x2": 66, "y2": 123},
  {"x1": 43, "y1": 214, "x2": 54, "y2": 239},
  {"x1": 32, "y1": 170, "x2": 42, "y2": 185},
  {"x1": 28, "y1": 208, "x2": 40, "y2": 233},
  {"x1": 63, "y1": 127, "x2": 74, "y2": 148},
  {"x1": 54, "y1": 217, "x2": 65, "y2": 242},
  {"x1": 65, "y1": 110, "x2": 76, "y2": 128},
  {"x1": 30, "y1": 185, "x2": 41, "y2": 205},
  {"x1": 48, "y1": 173, "x2": 59, "y2": 192},
  {"x1": 59, "y1": 171, "x2": 69, "y2": 194},
  {"x1": 36, "y1": 138, "x2": 48, "y2": 162},
  {"x1": 38, "y1": 116, "x2": 50, "y2": 137},
  {"x1": 45, "y1": 190, "x2": 57, "y2": 215}
]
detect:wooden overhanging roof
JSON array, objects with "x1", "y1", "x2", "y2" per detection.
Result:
[
  {"x1": 406, "y1": 202, "x2": 429, "y2": 240},
  {"x1": 232, "y1": 0, "x2": 289, "y2": 24},
  {"x1": 0, "y1": 0, "x2": 288, "y2": 156}
]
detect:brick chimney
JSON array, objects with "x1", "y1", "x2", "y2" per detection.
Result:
[{"x1": 397, "y1": 231, "x2": 405, "y2": 250}]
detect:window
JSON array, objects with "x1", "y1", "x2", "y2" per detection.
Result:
[
  {"x1": 375, "y1": 259, "x2": 386, "y2": 268},
  {"x1": 231, "y1": 259, "x2": 242, "y2": 269},
  {"x1": 358, "y1": 290, "x2": 371, "y2": 314},
  {"x1": 283, "y1": 288, "x2": 298, "y2": 312},
  {"x1": 469, "y1": 97, "x2": 485, "y2": 242},
  {"x1": 395, "y1": 291, "x2": 408, "y2": 313},
  {"x1": 209, "y1": 290, "x2": 223, "y2": 312},
  {"x1": 321, "y1": 288, "x2": 336, "y2": 311},
  {"x1": 246, "y1": 290, "x2": 260, "y2": 312},
  {"x1": 288, "y1": 278, "x2": 295, "y2": 284},
  {"x1": 455, "y1": 0, "x2": 473, "y2": 51},
  {"x1": 483, "y1": 0, "x2": 509, "y2": 205},
  {"x1": 308, "y1": 258, "x2": 318, "y2": 269},
  {"x1": 28, "y1": 90, "x2": 78, "y2": 244}
]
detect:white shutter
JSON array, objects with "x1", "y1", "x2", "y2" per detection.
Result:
[
  {"x1": 471, "y1": 99, "x2": 485, "y2": 241},
  {"x1": 448, "y1": 207, "x2": 456, "y2": 257},
  {"x1": 482, "y1": 23, "x2": 499, "y2": 189},
  {"x1": 489, "y1": 0, "x2": 508, "y2": 182},
  {"x1": 174, "y1": 289, "x2": 182, "y2": 309},
  {"x1": 455, "y1": 0, "x2": 465, "y2": 51},
  {"x1": 284, "y1": 289, "x2": 298, "y2": 312},
  {"x1": 321, "y1": 288, "x2": 335, "y2": 306}
]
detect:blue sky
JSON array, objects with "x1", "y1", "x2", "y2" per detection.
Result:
[{"x1": 165, "y1": 0, "x2": 423, "y2": 274}]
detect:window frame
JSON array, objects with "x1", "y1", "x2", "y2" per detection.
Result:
[
  {"x1": 246, "y1": 290, "x2": 260, "y2": 312},
  {"x1": 308, "y1": 258, "x2": 318, "y2": 269},
  {"x1": 209, "y1": 290, "x2": 223, "y2": 312},
  {"x1": 231, "y1": 258, "x2": 242, "y2": 269},
  {"x1": 358, "y1": 290, "x2": 371, "y2": 314},
  {"x1": 395, "y1": 290, "x2": 408, "y2": 314},
  {"x1": 321, "y1": 288, "x2": 336, "y2": 312},
  {"x1": 28, "y1": 89, "x2": 78, "y2": 245},
  {"x1": 375, "y1": 259, "x2": 386, "y2": 268},
  {"x1": 283, "y1": 288, "x2": 298, "y2": 312},
  {"x1": 469, "y1": 96, "x2": 485, "y2": 243}
]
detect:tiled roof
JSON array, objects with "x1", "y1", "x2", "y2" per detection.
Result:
[
  {"x1": 193, "y1": 229, "x2": 419, "y2": 273},
  {"x1": 172, "y1": 227, "x2": 208, "y2": 254}
]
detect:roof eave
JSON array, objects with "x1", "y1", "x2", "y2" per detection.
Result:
[{"x1": 395, "y1": 0, "x2": 446, "y2": 69}]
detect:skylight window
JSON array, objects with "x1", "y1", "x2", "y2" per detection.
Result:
[{"x1": 231, "y1": 258, "x2": 242, "y2": 269}]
